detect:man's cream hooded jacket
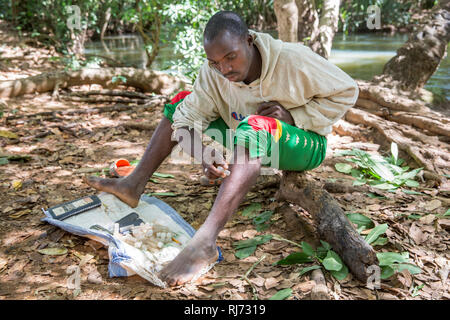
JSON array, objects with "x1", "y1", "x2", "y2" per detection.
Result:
[{"x1": 172, "y1": 31, "x2": 359, "y2": 137}]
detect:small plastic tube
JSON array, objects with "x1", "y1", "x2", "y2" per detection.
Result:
[{"x1": 113, "y1": 223, "x2": 120, "y2": 237}]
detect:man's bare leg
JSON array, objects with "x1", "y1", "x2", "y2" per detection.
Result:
[
  {"x1": 159, "y1": 145, "x2": 262, "y2": 286},
  {"x1": 83, "y1": 117, "x2": 178, "y2": 208}
]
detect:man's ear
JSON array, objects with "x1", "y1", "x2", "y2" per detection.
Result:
[{"x1": 246, "y1": 34, "x2": 253, "y2": 47}]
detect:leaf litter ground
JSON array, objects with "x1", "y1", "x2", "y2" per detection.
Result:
[{"x1": 0, "y1": 24, "x2": 449, "y2": 301}]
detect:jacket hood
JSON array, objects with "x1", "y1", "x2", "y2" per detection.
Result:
[{"x1": 249, "y1": 30, "x2": 283, "y2": 100}]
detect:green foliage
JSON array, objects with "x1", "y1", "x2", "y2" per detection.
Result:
[
  {"x1": 411, "y1": 283, "x2": 424, "y2": 297},
  {"x1": 252, "y1": 210, "x2": 274, "y2": 232},
  {"x1": 274, "y1": 240, "x2": 349, "y2": 281},
  {"x1": 162, "y1": 1, "x2": 217, "y2": 82},
  {"x1": 274, "y1": 252, "x2": 313, "y2": 265},
  {"x1": 5, "y1": 0, "x2": 104, "y2": 53},
  {"x1": 365, "y1": 223, "x2": 388, "y2": 245},
  {"x1": 334, "y1": 143, "x2": 423, "y2": 191},
  {"x1": 2, "y1": 0, "x2": 429, "y2": 80},
  {"x1": 241, "y1": 203, "x2": 262, "y2": 218},
  {"x1": 376, "y1": 251, "x2": 422, "y2": 279},
  {"x1": 111, "y1": 75, "x2": 127, "y2": 84},
  {"x1": 346, "y1": 213, "x2": 375, "y2": 229},
  {"x1": 220, "y1": 0, "x2": 276, "y2": 29},
  {"x1": 339, "y1": 0, "x2": 414, "y2": 33},
  {"x1": 240, "y1": 203, "x2": 274, "y2": 231},
  {"x1": 298, "y1": 265, "x2": 321, "y2": 276},
  {"x1": 152, "y1": 172, "x2": 175, "y2": 178},
  {"x1": 346, "y1": 212, "x2": 388, "y2": 246},
  {"x1": 269, "y1": 288, "x2": 292, "y2": 300},
  {"x1": 345, "y1": 211, "x2": 422, "y2": 280},
  {"x1": 233, "y1": 234, "x2": 272, "y2": 259}
]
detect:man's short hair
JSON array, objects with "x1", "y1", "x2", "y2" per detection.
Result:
[{"x1": 203, "y1": 11, "x2": 248, "y2": 42}]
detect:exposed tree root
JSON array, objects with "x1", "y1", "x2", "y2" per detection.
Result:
[
  {"x1": 67, "y1": 89, "x2": 155, "y2": 100},
  {"x1": 0, "y1": 67, "x2": 185, "y2": 98},
  {"x1": 356, "y1": 80, "x2": 431, "y2": 113},
  {"x1": 355, "y1": 101, "x2": 450, "y2": 137},
  {"x1": 340, "y1": 76, "x2": 450, "y2": 187},
  {"x1": 276, "y1": 171, "x2": 378, "y2": 283},
  {"x1": 5, "y1": 95, "x2": 168, "y2": 121},
  {"x1": 61, "y1": 95, "x2": 148, "y2": 105},
  {"x1": 345, "y1": 107, "x2": 448, "y2": 185}
]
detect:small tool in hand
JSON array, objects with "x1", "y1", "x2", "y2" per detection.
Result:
[{"x1": 199, "y1": 165, "x2": 230, "y2": 186}]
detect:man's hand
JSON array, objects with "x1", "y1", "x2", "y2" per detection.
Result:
[
  {"x1": 202, "y1": 146, "x2": 229, "y2": 181},
  {"x1": 256, "y1": 101, "x2": 295, "y2": 126}
]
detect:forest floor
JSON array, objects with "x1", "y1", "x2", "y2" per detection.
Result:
[{"x1": 0, "y1": 20, "x2": 449, "y2": 300}]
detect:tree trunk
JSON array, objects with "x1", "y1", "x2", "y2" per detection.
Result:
[
  {"x1": 0, "y1": 68, "x2": 184, "y2": 98},
  {"x1": 373, "y1": 2, "x2": 450, "y2": 91},
  {"x1": 309, "y1": 0, "x2": 341, "y2": 59},
  {"x1": 295, "y1": 0, "x2": 319, "y2": 44},
  {"x1": 274, "y1": 0, "x2": 299, "y2": 42},
  {"x1": 100, "y1": 6, "x2": 112, "y2": 41},
  {"x1": 275, "y1": 0, "x2": 340, "y2": 59},
  {"x1": 136, "y1": 0, "x2": 161, "y2": 68},
  {"x1": 11, "y1": 0, "x2": 21, "y2": 25}
]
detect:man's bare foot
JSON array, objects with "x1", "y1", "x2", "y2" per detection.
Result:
[
  {"x1": 83, "y1": 176, "x2": 143, "y2": 208},
  {"x1": 159, "y1": 236, "x2": 218, "y2": 286}
]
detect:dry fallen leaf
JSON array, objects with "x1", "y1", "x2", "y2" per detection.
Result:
[
  {"x1": 87, "y1": 269, "x2": 103, "y2": 284},
  {"x1": 293, "y1": 280, "x2": 315, "y2": 293},
  {"x1": 0, "y1": 130, "x2": 19, "y2": 139},
  {"x1": 397, "y1": 270, "x2": 413, "y2": 288},
  {"x1": 378, "y1": 292, "x2": 399, "y2": 300},
  {"x1": 362, "y1": 288, "x2": 377, "y2": 300},
  {"x1": 409, "y1": 222, "x2": 428, "y2": 244},
  {"x1": 38, "y1": 247, "x2": 68, "y2": 256},
  {"x1": 79, "y1": 253, "x2": 95, "y2": 267},
  {"x1": 242, "y1": 229, "x2": 258, "y2": 239},
  {"x1": 12, "y1": 180, "x2": 22, "y2": 191},
  {"x1": 250, "y1": 276, "x2": 265, "y2": 287},
  {"x1": 419, "y1": 214, "x2": 436, "y2": 225},
  {"x1": 438, "y1": 219, "x2": 450, "y2": 231},
  {"x1": 231, "y1": 231, "x2": 243, "y2": 241},
  {"x1": 218, "y1": 229, "x2": 231, "y2": 239},
  {"x1": 9, "y1": 209, "x2": 31, "y2": 219},
  {"x1": 264, "y1": 277, "x2": 280, "y2": 290},
  {"x1": 59, "y1": 156, "x2": 74, "y2": 165},
  {"x1": 276, "y1": 279, "x2": 294, "y2": 290},
  {"x1": 0, "y1": 257, "x2": 7, "y2": 272},
  {"x1": 423, "y1": 200, "x2": 441, "y2": 211},
  {"x1": 367, "y1": 204, "x2": 381, "y2": 211}
]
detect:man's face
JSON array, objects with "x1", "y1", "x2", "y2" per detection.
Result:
[{"x1": 204, "y1": 31, "x2": 253, "y2": 83}]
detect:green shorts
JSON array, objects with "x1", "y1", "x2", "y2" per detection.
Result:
[{"x1": 164, "y1": 97, "x2": 327, "y2": 171}]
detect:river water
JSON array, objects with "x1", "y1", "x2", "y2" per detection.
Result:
[{"x1": 84, "y1": 32, "x2": 449, "y2": 100}]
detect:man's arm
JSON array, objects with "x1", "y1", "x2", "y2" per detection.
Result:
[
  {"x1": 255, "y1": 101, "x2": 295, "y2": 125},
  {"x1": 174, "y1": 126, "x2": 228, "y2": 180},
  {"x1": 269, "y1": 44, "x2": 359, "y2": 135}
]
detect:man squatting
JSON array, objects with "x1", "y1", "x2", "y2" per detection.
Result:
[{"x1": 84, "y1": 11, "x2": 359, "y2": 286}]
